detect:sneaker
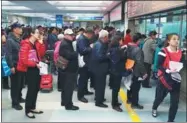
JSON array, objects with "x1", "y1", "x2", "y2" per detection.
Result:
[{"x1": 152, "y1": 109, "x2": 157, "y2": 117}]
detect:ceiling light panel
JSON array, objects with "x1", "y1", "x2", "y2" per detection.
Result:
[
  {"x1": 47, "y1": 1, "x2": 112, "y2": 6},
  {"x1": 2, "y1": 1, "x2": 16, "y2": 5},
  {"x1": 2, "y1": 6, "x2": 32, "y2": 10},
  {"x1": 58, "y1": 7, "x2": 104, "y2": 11}
]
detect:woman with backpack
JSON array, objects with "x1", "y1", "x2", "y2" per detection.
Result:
[
  {"x1": 152, "y1": 33, "x2": 184, "y2": 122},
  {"x1": 126, "y1": 33, "x2": 147, "y2": 109}
]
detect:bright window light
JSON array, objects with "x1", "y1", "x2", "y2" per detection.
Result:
[
  {"x1": 58, "y1": 7, "x2": 103, "y2": 10},
  {"x1": 2, "y1": 1, "x2": 16, "y2": 5},
  {"x1": 2, "y1": 6, "x2": 31, "y2": 10}
]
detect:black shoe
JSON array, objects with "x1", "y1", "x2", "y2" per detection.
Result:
[
  {"x1": 26, "y1": 112, "x2": 35, "y2": 119},
  {"x1": 78, "y1": 97, "x2": 88, "y2": 103},
  {"x1": 61, "y1": 102, "x2": 65, "y2": 106},
  {"x1": 85, "y1": 91, "x2": 94, "y2": 95},
  {"x1": 30, "y1": 110, "x2": 43, "y2": 114},
  {"x1": 65, "y1": 105, "x2": 79, "y2": 110},
  {"x1": 131, "y1": 104, "x2": 144, "y2": 109},
  {"x1": 152, "y1": 109, "x2": 157, "y2": 117},
  {"x1": 168, "y1": 120, "x2": 174, "y2": 122},
  {"x1": 142, "y1": 85, "x2": 152, "y2": 88},
  {"x1": 3, "y1": 86, "x2": 10, "y2": 90},
  {"x1": 19, "y1": 98, "x2": 25, "y2": 103},
  {"x1": 117, "y1": 102, "x2": 122, "y2": 106},
  {"x1": 112, "y1": 106, "x2": 123, "y2": 112},
  {"x1": 127, "y1": 100, "x2": 131, "y2": 104},
  {"x1": 95, "y1": 103, "x2": 108, "y2": 108},
  {"x1": 12, "y1": 104, "x2": 23, "y2": 110},
  {"x1": 58, "y1": 89, "x2": 62, "y2": 92}
]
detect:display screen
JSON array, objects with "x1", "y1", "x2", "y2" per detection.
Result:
[
  {"x1": 110, "y1": 4, "x2": 122, "y2": 22},
  {"x1": 127, "y1": 1, "x2": 186, "y2": 18}
]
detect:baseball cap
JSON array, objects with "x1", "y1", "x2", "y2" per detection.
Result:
[
  {"x1": 10, "y1": 22, "x2": 22, "y2": 30},
  {"x1": 64, "y1": 29, "x2": 74, "y2": 35}
]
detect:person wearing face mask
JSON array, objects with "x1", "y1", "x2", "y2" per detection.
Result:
[
  {"x1": 5, "y1": 22, "x2": 25, "y2": 110},
  {"x1": 17, "y1": 28, "x2": 46, "y2": 118},
  {"x1": 76, "y1": 28, "x2": 94, "y2": 103},
  {"x1": 152, "y1": 33, "x2": 184, "y2": 122},
  {"x1": 89, "y1": 30, "x2": 110, "y2": 108},
  {"x1": 59, "y1": 29, "x2": 79, "y2": 111}
]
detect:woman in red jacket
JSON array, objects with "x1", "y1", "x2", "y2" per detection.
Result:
[{"x1": 17, "y1": 28, "x2": 46, "y2": 118}]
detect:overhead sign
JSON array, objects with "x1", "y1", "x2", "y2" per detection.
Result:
[
  {"x1": 128, "y1": 1, "x2": 186, "y2": 18},
  {"x1": 56, "y1": 15, "x2": 63, "y2": 28},
  {"x1": 110, "y1": 4, "x2": 122, "y2": 22},
  {"x1": 66, "y1": 16, "x2": 103, "y2": 21}
]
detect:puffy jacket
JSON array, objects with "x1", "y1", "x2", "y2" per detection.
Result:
[
  {"x1": 53, "y1": 41, "x2": 62, "y2": 63},
  {"x1": 59, "y1": 38, "x2": 78, "y2": 73},
  {"x1": 16, "y1": 39, "x2": 46, "y2": 72}
]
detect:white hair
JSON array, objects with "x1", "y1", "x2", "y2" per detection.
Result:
[
  {"x1": 99, "y1": 30, "x2": 109, "y2": 39},
  {"x1": 58, "y1": 34, "x2": 64, "y2": 40}
]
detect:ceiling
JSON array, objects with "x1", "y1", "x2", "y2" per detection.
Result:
[{"x1": 2, "y1": 0, "x2": 122, "y2": 20}]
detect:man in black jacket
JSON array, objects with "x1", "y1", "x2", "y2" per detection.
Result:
[
  {"x1": 59, "y1": 29, "x2": 79, "y2": 111},
  {"x1": 6, "y1": 22, "x2": 24, "y2": 110},
  {"x1": 76, "y1": 28, "x2": 94, "y2": 103},
  {"x1": 89, "y1": 30, "x2": 109, "y2": 108}
]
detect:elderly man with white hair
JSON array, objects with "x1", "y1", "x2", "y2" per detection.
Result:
[{"x1": 89, "y1": 29, "x2": 110, "y2": 108}]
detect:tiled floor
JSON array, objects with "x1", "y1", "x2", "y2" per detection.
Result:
[{"x1": 1, "y1": 76, "x2": 186, "y2": 122}]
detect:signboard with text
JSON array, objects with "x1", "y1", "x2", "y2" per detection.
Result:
[
  {"x1": 56, "y1": 15, "x2": 63, "y2": 28},
  {"x1": 127, "y1": 1, "x2": 186, "y2": 18},
  {"x1": 110, "y1": 4, "x2": 122, "y2": 22}
]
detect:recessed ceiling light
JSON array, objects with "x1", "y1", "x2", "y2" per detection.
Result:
[{"x1": 2, "y1": 6, "x2": 32, "y2": 10}]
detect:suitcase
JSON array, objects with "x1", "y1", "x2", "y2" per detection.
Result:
[
  {"x1": 40, "y1": 50, "x2": 54, "y2": 93},
  {"x1": 40, "y1": 74, "x2": 53, "y2": 92}
]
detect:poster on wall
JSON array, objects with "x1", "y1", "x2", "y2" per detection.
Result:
[
  {"x1": 56, "y1": 15, "x2": 63, "y2": 28},
  {"x1": 110, "y1": 4, "x2": 122, "y2": 22},
  {"x1": 127, "y1": 1, "x2": 186, "y2": 18}
]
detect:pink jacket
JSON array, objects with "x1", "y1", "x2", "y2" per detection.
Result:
[{"x1": 53, "y1": 41, "x2": 61, "y2": 63}]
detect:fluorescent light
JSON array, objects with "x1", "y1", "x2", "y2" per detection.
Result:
[
  {"x1": 12, "y1": 13, "x2": 53, "y2": 18},
  {"x1": 2, "y1": 6, "x2": 31, "y2": 10},
  {"x1": 58, "y1": 7, "x2": 103, "y2": 10},
  {"x1": 67, "y1": 13, "x2": 103, "y2": 17},
  {"x1": 47, "y1": 1, "x2": 111, "y2": 6},
  {"x1": 2, "y1": 1, "x2": 16, "y2": 5}
]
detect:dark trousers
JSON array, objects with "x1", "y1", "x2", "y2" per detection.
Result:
[
  {"x1": 111, "y1": 73, "x2": 122, "y2": 107},
  {"x1": 94, "y1": 73, "x2": 107, "y2": 104},
  {"x1": 142, "y1": 62, "x2": 152, "y2": 87},
  {"x1": 77, "y1": 66, "x2": 89, "y2": 99},
  {"x1": 2, "y1": 76, "x2": 9, "y2": 88},
  {"x1": 25, "y1": 67, "x2": 40, "y2": 114},
  {"x1": 10, "y1": 71, "x2": 24, "y2": 106},
  {"x1": 89, "y1": 70, "x2": 95, "y2": 89},
  {"x1": 57, "y1": 68, "x2": 62, "y2": 90},
  {"x1": 127, "y1": 76, "x2": 141, "y2": 105},
  {"x1": 61, "y1": 72, "x2": 77, "y2": 108},
  {"x1": 152, "y1": 82, "x2": 180, "y2": 122}
]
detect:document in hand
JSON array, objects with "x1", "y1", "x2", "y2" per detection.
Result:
[
  {"x1": 39, "y1": 62, "x2": 48, "y2": 75},
  {"x1": 169, "y1": 61, "x2": 183, "y2": 72}
]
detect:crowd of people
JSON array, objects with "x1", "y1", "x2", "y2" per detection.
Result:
[{"x1": 1, "y1": 22, "x2": 186, "y2": 122}]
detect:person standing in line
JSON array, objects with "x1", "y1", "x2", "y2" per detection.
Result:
[
  {"x1": 152, "y1": 33, "x2": 184, "y2": 122},
  {"x1": 108, "y1": 35, "x2": 127, "y2": 112},
  {"x1": 142, "y1": 31, "x2": 157, "y2": 88},
  {"x1": 76, "y1": 28, "x2": 95, "y2": 103},
  {"x1": 59, "y1": 29, "x2": 79, "y2": 111},
  {"x1": 126, "y1": 33, "x2": 147, "y2": 109},
  {"x1": 5, "y1": 22, "x2": 25, "y2": 110},
  {"x1": 89, "y1": 30, "x2": 109, "y2": 108},
  {"x1": 17, "y1": 28, "x2": 46, "y2": 118},
  {"x1": 1, "y1": 31, "x2": 10, "y2": 89},
  {"x1": 123, "y1": 29, "x2": 133, "y2": 46}
]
